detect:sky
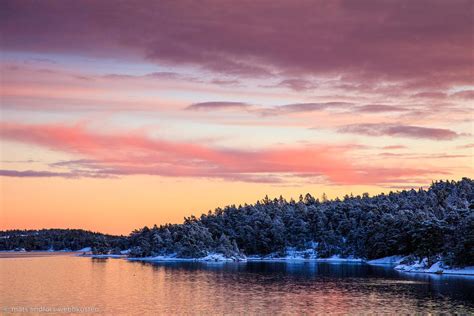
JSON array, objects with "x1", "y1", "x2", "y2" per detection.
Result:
[{"x1": 0, "y1": 0, "x2": 473, "y2": 235}]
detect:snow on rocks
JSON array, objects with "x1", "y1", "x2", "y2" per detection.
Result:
[
  {"x1": 88, "y1": 254, "x2": 125, "y2": 259},
  {"x1": 367, "y1": 255, "x2": 405, "y2": 265},
  {"x1": 128, "y1": 252, "x2": 246, "y2": 263},
  {"x1": 316, "y1": 255, "x2": 363, "y2": 263},
  {"x1": 246, "y1": 248, "x2": 363, "y2": 262},
  {"x1": 394, "y1": 258, "x2": 474, "y2": 276},
  {"x1": 247, "y1": 248, "x2": 318, "y2": 261},
  {"x1": 120, "y1": 249, "x2": 130, "y2": 255}
]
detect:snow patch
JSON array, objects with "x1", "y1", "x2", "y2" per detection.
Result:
[
  {"x1": 120, "y1": 249, "x2": 130, "y2": 255},
  {"x1": 128, "y1": 252, "x2": 246, "y2": 262},
  {"x1": 247, "y1": 248, "x2": 316, "y2": 261},
  {"x1": 89, "y1": 254, "x2": 124, "y2": 259},
  {"x1": 317, "y1": 255, "x2": 363, "y2": 263},
  {"x1": 199, "y1": 253, "x2": 241, "y2": 262},
  {"x1": 395, "y1": 258, "x2": 474, "y2": 276},
  {"x1": 246, "y1": 248, "x2": 363, "y2": 262},
  {"x1": 442, "y1": 267, "x2": 474, "y2": 275},
  {"x1": 78, "y1": 253, "x2": 125, "y2": 258},
  {"x1": 367, "y1": 255, "x2": 405, "y2": 265}
]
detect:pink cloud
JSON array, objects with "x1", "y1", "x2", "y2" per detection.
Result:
[
  {"x1": 1, "y1": 0, "x2": 472, "y2": 90},
  {"x1": 0, "y1": 122, "x2": 354, "y2": 183},
  {"x1": 185, "y1": 102, "x2": 252, "y2": 111},
  {"x1": 355, "y1": 104, "x2": 408, "y2": 113},
  {"x1": 451, "y1": 90, "x2": 474, "y2": 100},
  {"x1": 382, "y1": 145, "x2": 407, "y2": 150},
  {"x1": 183, "y1": 101, "x2": 353, "y2": 116},
  {"x1": 411, "y1": 92, "x2": 448, "y2": 99},
  {"x1": 0, "y1": 169, "x2": 109, "y2": 178},
  {"x1": 338, "y1": 123, "x2": 460, "y2": 140},
  {"x1": 457, "y1": 143, "x2": 474, "y2": 149},
  {"x1": 259, "y1": 102, "x2": 352, "y2": 116},
  {"x1": 275, "y1": 79, "x2": 318, "y2": 92},
  {"x1": 0, "y1": 122, "x2": 441, "y2": 184}
]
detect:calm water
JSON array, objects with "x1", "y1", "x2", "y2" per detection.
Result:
[{"x1": 1, "y1": 253, "x2": 473, "y2": 314}]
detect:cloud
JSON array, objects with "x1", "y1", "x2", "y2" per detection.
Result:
[
  {"x1": 411, "y1": 92, "x2": 447, "y2": 99},
  {"x1": 259, "y1": 102, "x2": 352, "y2": 116},
  {"x1": 184, "y1": 101, "x2": 352, "y2": 116},
  {"x1": 0, "y1": 169, "x2": 111, "y2": 178},
  {"x1": 451, "y1": 90, "x2": 474, "y2": 100},
  {"x1": 185, "y1": 101, "x2": 252, "y2": 111},
  {"x1": 1, "y1": 159, "x2": 37, "y2": 163},
  {"x1": 457, "y1": 143, "x2": 474, "y2": 149},
  {"x1": 104, "y1": 71, "x2": 201, "y2": 82},
  {"x1": 0, "y1": 169, "x2": 75, "y2": 178},
  {"x1": 275, "y1": 79, "x2": 317, "y2": 91},
  {"x1": 210, "y1": 78, "x2": 241, "y2": 86},
  {"x1": 378, "y1": 153, "x2": 468, "y2": 159},
  {"x1": 1, "y1": 0, "x2": 471, "y2": 89},
  {"x1": 382, "y1": 145, "x2": 407, "y2": 150},
  {"x1": 0, "y1": 122, "x2": 355, "y2": 183},
  {"x1": 0, "y1": 121, "x2": 440, "y2": 184},
  {"x1": 338, "y1": 123, "x2": 460, "y2": 140},
  {"x1": 355, "y1": 104, "x2": 408, "y2": 113}
]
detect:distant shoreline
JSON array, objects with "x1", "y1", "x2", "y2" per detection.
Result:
[
  {"x1": 2, "y1": 250, "x2": 473, "y2": 277},
  {"x1": 124, "y1": 254, "x2": 474, "y2": 277}
]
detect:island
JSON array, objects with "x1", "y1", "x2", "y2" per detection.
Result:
[{"x1": 2, "y1": 178, "x2": 472, "y2": 275}]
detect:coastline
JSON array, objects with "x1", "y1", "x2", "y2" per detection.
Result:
[
  {"x1": 2, "y1": 250, "x2": 473, "y2": 276},
  {"x1": 127, "y1": 253, "x2": 474, "y2": 276}
]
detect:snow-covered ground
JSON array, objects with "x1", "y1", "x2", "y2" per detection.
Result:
[
  {"x1": 0, "y1": 248, "x2": 79, "y2": 253},
  {"x1": 442, "y1": 267, "x2": 474, "y2": 275},
  {"x1": 366, "y1": 256, "x2": 474, "y2": 276},
  {"x1": 128, "y1": 252, "x2": 244, "y2": 262},
  {"x1": 96, "y1": 249, "x2": 474, "y2": 276},
  {"x1": 130, "y1": 248, "x2": 363, "y2": 263},
  {"x1": 78, "y1": 249, "x2": 130, "y2": 257},
  {"x1": 367, "y1": 255, "x2": 405, "y2": 265},
  {"x1": 247, "y1": 248, "x2": 317, "y2": 261},
  {"x1": 246, "y1": 248, "x2": 363, "y2": 262},
  {"x1": 76, "y1": 247, "x2": 127, "y2": 259},
  {"x1": 82, "y1": 254, "x2": 126, "y2": 259},
  {"x1": 0, "y1": 248, "x2": 27, "y2": 252},
  {"x1": 394, "y1": 258, "x2": 474, "y2": 276},
  {"x1": 315, "y1": 255, "x2": 364, "y2": 263}
]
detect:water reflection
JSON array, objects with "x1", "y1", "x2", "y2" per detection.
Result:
[{"x1": 1, "y1": 253, "x2": 473, "y2": 314}]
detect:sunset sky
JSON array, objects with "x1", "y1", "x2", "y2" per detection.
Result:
[{"x1": 0, "y1": 0, "x2": 473, "y2": 234}]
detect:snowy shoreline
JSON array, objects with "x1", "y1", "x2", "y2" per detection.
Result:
[
  {"x1": 3, "y1": 250, "x2": 473, "y2": 276},
  {"x1": 366, "y1": 255, "x2": 474, "y2": 276},
  {"x1": 127, "y1": 253, "x2": 474, "y2": 276},
  {"x1": 393, "y1": 259, "x2": 474, "y2": 276},
  {"x1": 127, "y1": 249, "x2": 365, "y2": 264},
  {"x1": 128, "y1": 255, "x2": 364, "y2": 264}
]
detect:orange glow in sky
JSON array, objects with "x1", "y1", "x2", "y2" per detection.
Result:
[{"x1": 1, "y1": 1, "x2": 472, "y2": 234}]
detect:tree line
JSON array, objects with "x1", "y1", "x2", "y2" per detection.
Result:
[
  {"x1": 128, "y1": 178, "x2": 473, "y2": 266},
  {"x1": 0, "y1": 229, "x2": 128, "y2": 253},
  {"x1": 1, "y1": 178, "x2": 472, "y2": 266}
]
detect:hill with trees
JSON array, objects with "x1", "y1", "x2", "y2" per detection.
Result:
[
  {"x1": 1, "y1": 179, "x2": 472, "y2": 267},
  {"x1": 0, "y1": 229, "x2": 128, "y2": 253},
  {"x1": 128, "y1": 178, "x2": 473, "y2": 266}
]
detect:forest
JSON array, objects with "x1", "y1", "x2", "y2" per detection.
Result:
[
  {"x1": 0, "y1": 229, "x2": 128, "y2": 253},
  {"x1": 128, "y1": 178, "x2": 473, "y2": 266},
  {"x1": 1, "y1": 178, "x2": 473, "y2": 266}
]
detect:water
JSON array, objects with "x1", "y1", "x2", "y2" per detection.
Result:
[{"x1": 1, "y1": 253, "x2": 473, "y2": 314}]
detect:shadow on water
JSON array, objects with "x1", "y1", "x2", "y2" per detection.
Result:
[{"x1": 132, "y1": 260, "x2": 474, "y2": 304}]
